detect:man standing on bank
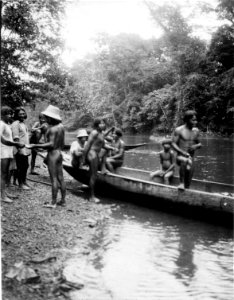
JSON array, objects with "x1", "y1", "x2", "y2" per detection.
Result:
[
  {"x1": 82, "y1": 118, "x2": 112, "y2": 203},
  {"x1": 27, "y1": 105, "x2": 66, "y2": 208},
  {"x1": 1, "y1": 106, "x2": 25, "y2": 203},
  {"x1": 172, "y1": 110, "x2": 202, "y2": 190}
]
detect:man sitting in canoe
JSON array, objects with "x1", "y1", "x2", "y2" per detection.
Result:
[
  {"x1": 70, "y1": 129, "x2": 88, "y2": 169},
  {"x1": 172, "y1": 110, "x2": 202, "y2": 190},
  {"x1": 82, "y1": 118, "x2": 115, "y2": 202},
  {"x1": 106, "y1": 128, "x2": 125, "y2": 172},
  {"x1": 150, "y1": 138, "x2": 175, "y2": 185}
]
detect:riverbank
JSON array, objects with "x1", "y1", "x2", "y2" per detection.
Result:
[{"x1": 1, "y1": 158, "x2": 113, "y2": 300}]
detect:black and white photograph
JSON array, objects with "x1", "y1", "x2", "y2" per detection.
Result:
[{"x1": 1, "y1": 0, "x2": 233, "y2": 299}]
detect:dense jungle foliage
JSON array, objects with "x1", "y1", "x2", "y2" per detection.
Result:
[{"x1": 1, "y1": 0, "x2": 234, "y2": 134}]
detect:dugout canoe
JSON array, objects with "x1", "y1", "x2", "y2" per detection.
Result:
[
  {"x1": 63, "y1": 142, "x2": 147, "y2": 151},
  {"x1": 62, "y1": 157, "x2": 234, "y2": 224}
]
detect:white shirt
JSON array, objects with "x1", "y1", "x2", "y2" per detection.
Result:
[
  {"x1": 0, "y1": 120, "x2": 13, "y2": 159},
  {"x1": 12, "y1": 120, "x2": 31, "y2": 156}
]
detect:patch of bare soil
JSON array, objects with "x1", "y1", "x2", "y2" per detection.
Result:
[{"x1": 1, "y1": 157, "x2": 112, "y2": 300}]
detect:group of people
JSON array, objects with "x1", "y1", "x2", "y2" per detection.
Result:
[
  {"x1": 150, "y1": 110, "x2": 201, "y2": 190},
  {"x1": 1, "y1": 103, "x2": 200, "y2": 208},
  {"x1": 1, "y1": 104, "x2": 125, "y2": 207},
  {"x1": 70, "y1": 118, "x2": 125, "y2": 202}
]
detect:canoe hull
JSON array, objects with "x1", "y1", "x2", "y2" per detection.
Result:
[{"x1": 63, "y1": 163, "x2": 234, "y2": 225}]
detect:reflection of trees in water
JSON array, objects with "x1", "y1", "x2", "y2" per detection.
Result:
[
  {"x1": 87, "y1": 220, "x2": 122, "y2": 271},
  {"x1": 173, "y1": 232, "x2": 196, "y2": 284},
  {"x1": 173, "y1": 223, "x2": 232, "y2": 286}
]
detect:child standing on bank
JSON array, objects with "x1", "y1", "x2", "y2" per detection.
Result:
[{"x1": 150, "y1": 139, "x2": 175, "y2": 185}]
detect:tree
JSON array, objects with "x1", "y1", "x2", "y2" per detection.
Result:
[{"x1": 1, "y1": 0, "x2": 66, "y2": 107}]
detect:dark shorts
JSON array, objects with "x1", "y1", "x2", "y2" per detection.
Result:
[{"x1": 109, "y1": 159, "x2": 123, "y2": 169}]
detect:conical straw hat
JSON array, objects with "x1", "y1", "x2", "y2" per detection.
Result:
[{"x1": 42, "y1": 105, "x2": 61, "y2": 121}]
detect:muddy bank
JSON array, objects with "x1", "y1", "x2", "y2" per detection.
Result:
[{"x1": 1, "y1": 158, "x2": 113, "y2": 300}]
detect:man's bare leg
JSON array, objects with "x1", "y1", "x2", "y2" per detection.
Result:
[
  {"x1": 45, "y1": 153, "x2": 60, "y2": 208},
  {"x1": 178, "y1": 163, "x2": 186, "y2": 190},
  {"x1": 1, "y1": 159, "x2": 13, "y2": 203},
  {"x1": 164, "y1": 170, "x2": 174, "y2": 185},
  {"x1": 30, "y1": 150, "x2": 39, "y2": 175},
  {"x1": 100, "y1": 149, "x2": 108, "y2": 174},
  {"x1": 106, "y1": 158, "x2": 114, "y2": 173},
  {"x1": 88, "y1": 151, "x2": 100, "y2": 203},
  {"x1": 57, "y1": 158, "x2": 66, "y2": 206},
  {"x1": 150, "y1": 170, "x2": 161, "y2": 180},
  {"x1": 185, "y1": 164, "x2": 194, "y2": 189}
]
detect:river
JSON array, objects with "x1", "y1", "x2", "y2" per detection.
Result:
[{"x1": 64, "y1": 133, "x2": 234, "y2": 300}]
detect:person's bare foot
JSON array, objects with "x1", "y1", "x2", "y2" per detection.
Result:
[
  {"x1": 5, "y1": 192, "x2": 18, "y2": 199},
  {"x1": 178, "y1": 183, "x2": 185, "y2": 190},
  {"x1": 43, "y1": 203, "x2": 56, "y2": 209},
  {"x1": 30, "y1": 171, "x2": 39, "y2": 175},
  {"x1": 57, "y1": 201, "x2": 66, "y2": 207},
  {"x1": 2, "y1": 196, "x2": 13, "y2": 203},
  {"x1": 100, "y1": 168, "x2": 109, "y2": 175},
  {"x1": 19, "y1": 184, "x2": 30, "y2": 190},
  {"x1": 89, "y1": 196, "x2": 100, "y2": 203}
]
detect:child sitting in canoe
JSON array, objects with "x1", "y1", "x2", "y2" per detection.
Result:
[{"x1": 150, "y1": 138, "x2": 175, "y2": 185}]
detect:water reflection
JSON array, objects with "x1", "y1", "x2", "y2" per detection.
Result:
[{"x1": 64, "y1": 205, "x2": 233, "y2": 300}]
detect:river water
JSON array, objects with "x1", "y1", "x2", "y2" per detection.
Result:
[{"x1": 65, "y1": 133, "x2": 234, "y2": 300}]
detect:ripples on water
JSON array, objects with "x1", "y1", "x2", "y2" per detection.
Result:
[{"x1": 64, "y1": 204, "x2": 233, "y2": 300}]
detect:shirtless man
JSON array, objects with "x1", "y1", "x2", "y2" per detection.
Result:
[
  {"x1": 150, "y1": 139, "x2": 175, "y2": 185},
  {"x1": 27, "y1": 105, "x2": 66, "y2": 208},
  {"x1": 172, "y1": 110, "x2": 202, "y2": 190},
  {"x1": 106, "y1": 128, "x2": 125, "y2": 173},
  {"x1": 30, "y1": 113, "x2": 48, "y2": 175},
  {"x1": 1, "y1": 106, "x2": 25, "y2": 203},
  {"x1": 82, "y1": 118, "x2": 114, "y2": 202}
]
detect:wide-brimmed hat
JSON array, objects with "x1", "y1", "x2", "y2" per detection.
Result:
[
  {"x1": 77, "y1": 129, "x2": 88, "y2": 138},
  {"x1": 42, "y1": 105, "x2": 61, "y2": 121}
]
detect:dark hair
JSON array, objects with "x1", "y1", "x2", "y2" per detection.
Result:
[
  {"x1": 1, "y1": 106, "x2": 13, "y2": 117},
  {"x1": 14, "y1": 106, "x2": 27, "y2": 120},
  {"x1": 93, "y1": 118, "x2": 101, "y2": 129},
  {"x1": 161, "y1": 138, "x2": 172, "y2": 145},
  {"x1": 183, "y1": 110, "x2": 196, "y2": 123},
  {"x1": 115, "y1": 128, "x2": 123, "y2": 137}
]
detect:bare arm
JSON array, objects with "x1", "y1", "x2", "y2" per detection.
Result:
[
  {"x1": 31, "y1": 121, "x2": 40, "y2": 132},
  {"x1": 1, "y1": 136, "x2": 24, "y2": 148},
  {"x1": 104, "y1": 126, "x2": 115, "y2": 137},
  {"x1": 164, "y1": 151, "x2": 175, "y2": 175}
]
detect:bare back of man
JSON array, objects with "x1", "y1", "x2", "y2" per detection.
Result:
[{"x1": 46, "y1": 123, "x2": 66, "y2": 206}]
